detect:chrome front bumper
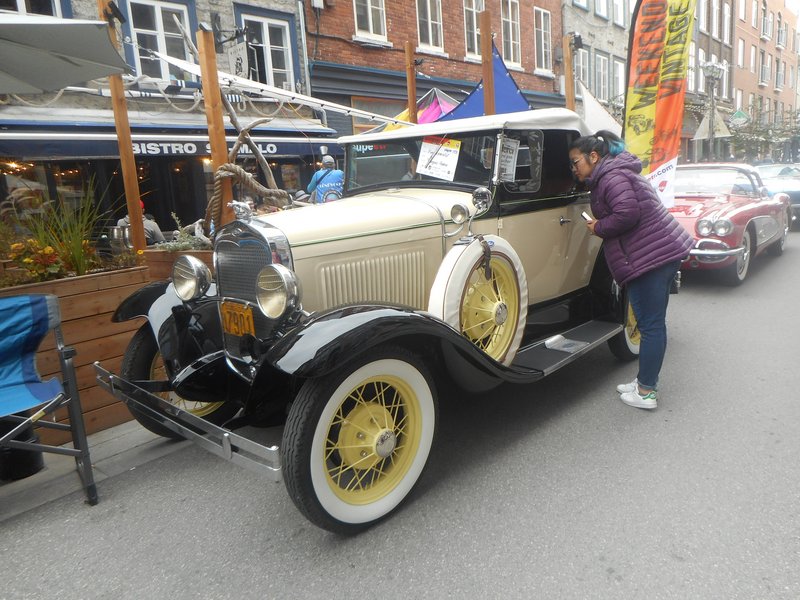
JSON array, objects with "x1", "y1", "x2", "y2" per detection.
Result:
[
  {"x1": 688, "y1": 238, "x2": 744, "y2": 262},
  {"x1": 94, "y1": 362, "x2": 282, "y2": 481}
]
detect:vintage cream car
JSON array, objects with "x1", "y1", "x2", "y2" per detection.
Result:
[{"x1": 96, "y1": 109, "x2": 640, "y2": 533}]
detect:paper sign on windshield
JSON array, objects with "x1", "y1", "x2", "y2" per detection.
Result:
[
  {"x1": 497, "y1": 138, "x2": 520, "y2": 182},
  {"x1": 417, "y1": 136, "x2": 461, "y2": 181}
]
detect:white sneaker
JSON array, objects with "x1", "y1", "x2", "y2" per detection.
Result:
[
  {"x1": 616, "y1": 378, "x2": 639, "y2": 394},
  {"x1": 616, "y1": 378, "x2": 658, "y2": 394},
  {"x1": 619, "y1": 389, "x2": 658, "y2": 410}
]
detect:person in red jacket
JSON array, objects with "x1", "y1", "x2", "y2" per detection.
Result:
[{"x1": 569, "y1": 130, "x2": 693, "y2": 410}]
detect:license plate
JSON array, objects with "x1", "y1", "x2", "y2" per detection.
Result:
[{"x1": 221, "y1": 301, "x2": 255, "y2": 337}]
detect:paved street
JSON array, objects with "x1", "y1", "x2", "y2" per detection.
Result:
[{"x1": 2, "y1": 239, "x2": 799, "y2": 600}]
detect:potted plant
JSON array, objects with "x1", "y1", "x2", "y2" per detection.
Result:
[{"x1": 0, "y1": 183, "x2": 149, "y2": 442}]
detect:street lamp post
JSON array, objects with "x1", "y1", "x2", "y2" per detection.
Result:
[{"x1": 701, "y1": 61, "x2": 726, "y2": 162}]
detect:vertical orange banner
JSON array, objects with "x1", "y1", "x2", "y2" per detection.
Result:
[{"x1": 624, "y1": 0, "x2": 697, "y2": 206}]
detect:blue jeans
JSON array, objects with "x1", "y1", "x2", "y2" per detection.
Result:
[{"x1": 626, "y1": 260, "x2": 681, "y2": 390}]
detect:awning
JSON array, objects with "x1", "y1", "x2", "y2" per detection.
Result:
[
  {"x1": 0, "y1": 103, "x2": 341, "y2": 160},
  {"x1": 0, "y1": 130, "x2": 342, "y2": 160}
]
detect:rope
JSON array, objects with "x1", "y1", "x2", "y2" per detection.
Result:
[{"x1": 204, "y1": 163, "x2": 290, "y2": 233}]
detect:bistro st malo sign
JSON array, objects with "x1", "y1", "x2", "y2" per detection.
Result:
[{"x1": 131, "y1": 141, "x2": 282, "y2": 156}]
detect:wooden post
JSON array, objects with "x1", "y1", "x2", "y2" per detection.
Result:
[
  {"x1": 563, "y1": 34, "x2": 576, "y2": 111},
  {"x1": 405, "y1": 41, "x2": 417, "y2": 123},
  {"x1": 197, "y1": 27, "x2": 234, "y2": 226},
  {"x1": 97, "y1": 0, "x2": 146, "y2": 252},
  {"x1": 479, "y1": 10, "x2": 495, "y2": 116}
]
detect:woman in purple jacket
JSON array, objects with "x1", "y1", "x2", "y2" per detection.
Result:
[{"x1": 569, "y1": 130, "x2": 693, "y2": 410}]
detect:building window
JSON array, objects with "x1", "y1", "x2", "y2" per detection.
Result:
[
  {"x1": 464, "y1": 0, "x2": 484, "y2": 57},
  {"x1": 612, "y1": 58, "x2": 626, "y2": 101},
  {"x1": 129, "y1": 0, "x2": 192, "y2": 81},
  {"x1": 595, "y1": 54, "x2": 609, "y2": 101},
  {"x1": 417, "y1": 0, "x2": 444, "y2": 50},
  {"x1": 242, "y1": 16, "x2": 294, "y2": 90},
  {"x1": 573, "y1": 0, "x2": 588, "y2": 9},
  {"x1": 612, "y1": 0, "x2": 625, "y2": 25},
  {"x1": 595, "y1": 0, "x2": 609, "y2": 19},
  {"x1": 723, "y1": 3, "x2": 731, "y2": 43},
  {"x1": 698, "y1": 0, "x2": 707, "y2": 31},
  {"x1": 354, "y1": 0, "x2": 386, "y2": 40},
  {"x1": 751, "y1": 0, "x2": 757, "y2": 27},
  {"x1": 575, "y1": 47, "x2": 590, "y2": 90},
  {"x1": 698, "y1": 48, "x2": 706, "y2": 91},
  {"x1": 1, "y1": 0, "x2": 60, "y2": 15},
  {"x1": 735, "y1": 88, "x2": 742, "y2": 109},
  {"x1": 750, "y1": 44, "x2": 756, "y2": 72},
  {"x1": 711, "y1": 0, "x2": 720, "y2": 38},
  {"x1": 737, "y1": 38, "x2": 744, "y2": 66},
  {"x1": 738, "y1": 0, "x2": 745, "y2": 20},
  {"x1": 534, "y1": 8, "x2": 552, "y2": 72},
  {"x1": 501, "y1": 0, "x2": 521, "y2": 65},
  {"x1": 687, "y1": 42, "x2": 696, "y2": 92}
]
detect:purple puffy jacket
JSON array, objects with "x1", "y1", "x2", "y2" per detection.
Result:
[{"x1": 587, "y1": 152, "x2": 694, "y2": 286}]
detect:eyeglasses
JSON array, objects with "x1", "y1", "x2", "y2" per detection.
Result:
[{"x1": 570, "y1": 155, "x2": 585, "y2": 169}]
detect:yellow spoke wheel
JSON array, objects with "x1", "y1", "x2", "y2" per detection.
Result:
[
  {"x1": 325, "y1": 375, "x2": 421, "y2": 504},
  {"x1": 282, "y1": 348, "x2": 437, "y2": 534},
  {"x1": 460, "y1": 256, "x2": 520, "y2": 360}
]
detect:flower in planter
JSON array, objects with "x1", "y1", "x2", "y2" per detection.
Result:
[{"x1": 7, "y1": 238, "x2": 67, "y2": 281}]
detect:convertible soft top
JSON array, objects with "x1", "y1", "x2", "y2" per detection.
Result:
[{"x1": 337, "y1": 108, "x2": 593, "y2": 145}]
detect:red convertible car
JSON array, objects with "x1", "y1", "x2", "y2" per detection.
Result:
[{"x1": 671, "y1": 163, "x2": 791, "y2": 285}]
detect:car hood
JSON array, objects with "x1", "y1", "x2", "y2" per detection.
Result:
[
  {"x1": 253, "y1": 188, "x2": 471, "y2": 247},
  {"x1": 669, "y1": 194, "x2": 754, "y2": 229}
]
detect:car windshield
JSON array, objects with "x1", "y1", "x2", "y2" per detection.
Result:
[
  {"x1": 675, "y1": 167, "x2": 757, "y2": 196},
  {"x1": 756, "y1": 164, "x2": 800, "y2": 179},
  {"x1": 344, "y1": 131, "x2": 497, "y2": 192}
]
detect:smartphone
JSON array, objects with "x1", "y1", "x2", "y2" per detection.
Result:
[{"x1": 581, "y1": 211, "x2": 592, "y2": 222}]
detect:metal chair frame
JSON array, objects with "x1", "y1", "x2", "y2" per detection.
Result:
[{"x1": 0, "y1": 294, "x2": 98, "y2": 504}]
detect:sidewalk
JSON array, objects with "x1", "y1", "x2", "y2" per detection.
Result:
[{"x1": 0, "y1": 421, "x2": 187, "y2": 523}]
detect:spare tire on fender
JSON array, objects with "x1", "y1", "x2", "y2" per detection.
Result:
[{"x1": 427, "y1": 235, "x2": 528, "y2": 366}]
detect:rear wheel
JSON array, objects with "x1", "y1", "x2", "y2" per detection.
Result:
[
  {"x1": 120, "y1": 325, "x2": 239, "y2": 439},
  {"x1": 723, "y1": 229, "x2": 752, "y2": 285},
  {"x1": 608, "y1": 296, "x2": 640, "y2": 361},
  {"x1": 767, "y1": 215, "x2": 789, "y2": 257},
  {"x1": 281, "y1": 346, "x2": 437, "y2": 533}
]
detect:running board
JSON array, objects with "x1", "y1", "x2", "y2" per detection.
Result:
[{"x1": 511, "y1": 320, "x2": 623, "y2": 376}]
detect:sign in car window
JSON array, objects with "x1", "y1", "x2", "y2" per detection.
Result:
[
  {"x1": 497, "y1": 138, "x2": 520, "y2": 182},
  {"x1": 417, "y1": 136, "x2": 461, "y2": 181}
]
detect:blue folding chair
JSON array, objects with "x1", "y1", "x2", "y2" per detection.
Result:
[{"x1": 0, "y1": 294, "x2": 98, "y2": 504}]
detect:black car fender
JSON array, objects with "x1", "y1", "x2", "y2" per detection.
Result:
[{"x1": 264, "y1": 304, "x2": 541, "y2": 386}]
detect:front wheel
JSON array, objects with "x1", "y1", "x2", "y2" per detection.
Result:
[
  {"x1": 608, "y1": 295, "x2": 640, "y2": 361},
  {"x1": 120, "y1": 325, "x2": 239, "y2": 439},
  {"x1": 723, "y1": 229, "x2": 752, "y2": 286},
  {"x1": 281, "y1": 347, "x2": 437, "y2": 533}
]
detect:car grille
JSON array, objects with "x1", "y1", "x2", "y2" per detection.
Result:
[{"x1": 215, "y1": 226, "x2": 276, "y2": 362}]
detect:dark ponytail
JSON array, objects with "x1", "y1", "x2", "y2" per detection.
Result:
[{"x1": 570, "y1": 130, "x2": 626, "y2": 158}]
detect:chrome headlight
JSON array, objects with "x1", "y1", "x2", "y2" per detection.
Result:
[
  {"x1": 713, "y1": 219, "x2": 733, "y2": 236},
  {"x1": 255, "y1": 264, "x2": 301, "y2": 319},
  {"x1": 696, "y1": 219, "x2": 713, "y2": 236},
  {"x1": 172, "y1": 255, "x2": 212, "y2": 301},
  {"x1": 450, "y1": 203, "x2": 469, "y2": 224}
]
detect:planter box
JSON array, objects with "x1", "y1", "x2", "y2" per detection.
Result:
[
  {"x1": 144, "y1": 249, "x2": 213, "y2": 282},
  {"x1": 0, "y1": 267, "x2": 150, "y2": 445}
]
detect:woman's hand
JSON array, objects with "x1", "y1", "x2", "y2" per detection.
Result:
[{"x1": 586, "y1": 219, "x2": 597, "y2": 235}]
